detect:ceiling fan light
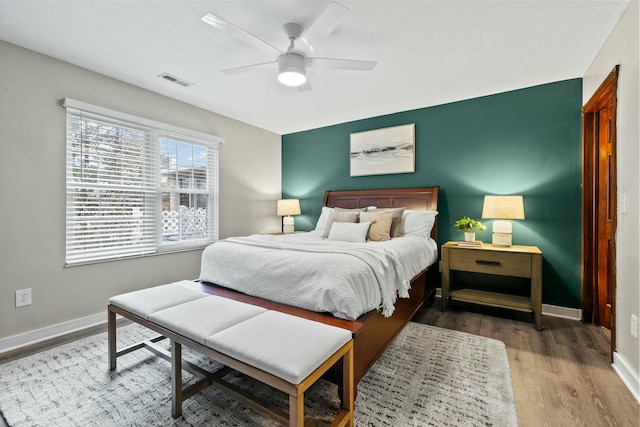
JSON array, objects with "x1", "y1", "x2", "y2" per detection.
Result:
[
  {"x1": 277, "y1": 53, "x2": 307, "y2": 87},
  {"x1": 278, "y1": 70, "x2": 306, "y2": 86}
]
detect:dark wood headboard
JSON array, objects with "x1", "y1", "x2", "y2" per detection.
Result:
[{"x1": 322, "y1": 186, "x2": 439, "y2": 241}]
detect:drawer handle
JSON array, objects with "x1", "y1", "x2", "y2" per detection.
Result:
[{"x1": 476, "y1": 260, "x2": 501, "y2": 267}]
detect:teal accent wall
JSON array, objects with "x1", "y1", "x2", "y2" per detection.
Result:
[{"x1": 282, "y1": 79, "x2": 583, "y2": 308}]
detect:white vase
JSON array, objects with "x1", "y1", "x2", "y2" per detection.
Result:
[{"x1": 464, "y1": 232, "x2": 475, "y2": 242}]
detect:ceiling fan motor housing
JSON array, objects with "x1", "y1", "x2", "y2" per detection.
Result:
[{"x1": 277, "y1": 53, "x2": 307, "y2": 86}]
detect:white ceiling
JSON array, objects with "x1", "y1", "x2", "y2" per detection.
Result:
[{"x1": 0, "y1": 1, "x2": 630, "y2": 135}]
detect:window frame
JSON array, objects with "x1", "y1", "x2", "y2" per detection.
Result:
[{"x1": 62, "y1": 98, "x2": 222, "y2": 266}]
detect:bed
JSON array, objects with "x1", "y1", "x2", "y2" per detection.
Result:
[{"x1": 197, "y1": 186, "x2": 439, "y2": 387}]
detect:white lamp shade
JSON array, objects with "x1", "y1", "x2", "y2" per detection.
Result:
[
  {"x1": 277, "y1": 199, "x2": 301, "y2": 216},
  {"x1": 481, "y1": 195, "x2": 525, "y2": 220},
  {"x1": 482, "y1": 195, "x2": 524, "y2": 247}
]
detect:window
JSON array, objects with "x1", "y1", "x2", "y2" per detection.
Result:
[
  {"x1": 63, "y1": 99, "x2": 221, "y2": 265},
  {"x1": 159, "y1": 136, "x2": 213, "y2": 243}
]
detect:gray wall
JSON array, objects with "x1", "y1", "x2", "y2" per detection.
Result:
[{"x1": 0, "y1": 41, "x2": 282, "y2": 340}]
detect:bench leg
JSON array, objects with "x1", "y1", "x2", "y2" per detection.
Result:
[
  {"x1": 341, "y1": 345, "x2": 354, "y2": 427},
  {"x1": 108, "y1": 307, "x2": 117, "y2": 371},
  {"x1": 171, "y1": 340, "x2": 183, "y2": 419},
  {"x1": 289, "y1": 392, "x2": 304, "y2": 427}
]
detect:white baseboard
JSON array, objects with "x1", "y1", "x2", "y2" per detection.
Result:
[
  {"x1": 0, "y1": 311, "x2": 106, "y2": 355},
  {"x1": 541, "y1": 303, "x2": 582, "y2": 320},
  {"x1": 613, "y1": 352, "x2": 640, "y2": 403},
  {"x1": 434, "y1": 289, "x2": 582, "y2": 321}
]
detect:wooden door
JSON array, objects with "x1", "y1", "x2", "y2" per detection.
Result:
[
  {"x1": 582, "y1": 65, "x2": 618, "y2": 359},
  {"x1": 596, "y1": 105, "x2": 614, "y2": 330}
]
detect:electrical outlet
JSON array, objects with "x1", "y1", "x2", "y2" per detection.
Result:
[
  {"x1": 15, "y1": 288, "x2": 32, "y2": 307},
  {"x1": 631, "y1": 314, "x2": 638, "y2": 339}
]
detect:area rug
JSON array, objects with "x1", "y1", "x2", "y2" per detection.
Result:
[{"x1": 0, "y1": 322, "x2": 517, "y2": 426}]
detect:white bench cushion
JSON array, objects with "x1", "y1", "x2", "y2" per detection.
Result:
[
  {"x1": 206, "y1": 311, "x2": 352, "y2": 384},
  {"x1": 149, "y1": 296, "x2": 267, "y2": 345},
  {"x1": 109, "y1": 281, "x2": 207, "y2": 320}
]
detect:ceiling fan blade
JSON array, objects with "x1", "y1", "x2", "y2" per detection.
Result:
[
  {"x1": 202, "y1": 12, "x2": 282, "y2": 55},
  {"x1": 299, "y1": 2, "x2": 349, "y2": 51},
  {"x1": 297, "y1": 81, "x2": 313, "y2": 92},
  {"x1": 307, "y1": 57, "x2": 377, "y2": 71},
  {"x1": 221, "y1": 60, "x2": 277, "y2": 75}
]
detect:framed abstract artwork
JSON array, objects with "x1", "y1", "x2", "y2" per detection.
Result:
[{"x1": 350, "y1": 123, "x2": 415, "y2": 177}]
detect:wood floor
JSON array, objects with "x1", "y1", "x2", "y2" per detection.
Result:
[
  {"x1": 1, "y1": 302, "x2": 638, "y2": 427},
  {"x1": 414, "y1": 300, "x2": 639, "y2": 427}
]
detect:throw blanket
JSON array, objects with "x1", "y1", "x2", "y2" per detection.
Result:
[{"x1": 199, "y1": 234, "x2": 411, "y2": 320}]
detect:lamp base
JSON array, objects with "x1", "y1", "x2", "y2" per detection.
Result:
[
  {"x1": 283, "y1": 216, "x2": 295, "y2": 234},
  {"x1": 492, "y1": 232, "x2": 512, "y2": 247},
  {"x1": 491, "y1": 220, "x2": 512, "y2": 246}
]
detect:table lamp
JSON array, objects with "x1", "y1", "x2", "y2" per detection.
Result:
[
  {"x1": 277, "y1": 199, "x2": 301, "y2": 233},
  {"x1": 481, "y1": 195, "x2": 525, "y2": 246}
]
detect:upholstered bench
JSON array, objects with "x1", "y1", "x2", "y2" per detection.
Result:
[{"x1": 107, "y1": 281, "x2": 354, "y2": 427}]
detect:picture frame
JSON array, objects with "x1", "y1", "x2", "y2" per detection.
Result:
[{"x1": 350, "y1": 123, "x2": 415, "y2": 177}]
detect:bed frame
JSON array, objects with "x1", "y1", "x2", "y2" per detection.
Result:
[{"x1": 200, "y1": 186, "x2": 439, "y2": 388}]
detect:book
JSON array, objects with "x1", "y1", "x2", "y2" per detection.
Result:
[{"x1": 457, "y1": 240, "x2": 483, "y2": 247}]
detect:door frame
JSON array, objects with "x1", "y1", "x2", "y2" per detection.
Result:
[{"x1": 581, "y1": 65, "x2": 619, "y2": 359}]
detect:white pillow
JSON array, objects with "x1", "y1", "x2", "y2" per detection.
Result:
[
  {"x1": 310, "y1": 206, "x2": 334, "y2": 236},
  {"x1": 327, "y1": 221, "x2": 371, "y2": 243},
  {"x1": 402, "y1": 210, "x2": 438, "y2": 237},
  {"x1": 322, "y1": 210, "x2": 360, "y2": 238}
]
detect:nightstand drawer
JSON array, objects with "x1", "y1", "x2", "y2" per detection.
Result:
[{"x1": 449, "y1": 249, "x2": 532, "y2": 278}]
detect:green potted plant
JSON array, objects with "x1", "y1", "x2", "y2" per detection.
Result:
[{"x1": 454, "y1": 216, "x2": 487, "y2": 241}]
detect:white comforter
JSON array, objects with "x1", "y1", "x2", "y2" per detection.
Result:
[{"x1": 199, "y1": 233, "x2": 438, "y2": 320}]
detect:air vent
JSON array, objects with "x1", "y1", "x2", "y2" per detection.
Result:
[{"x1": 158, "y1": 73, "x2": 193, "y2": 88}]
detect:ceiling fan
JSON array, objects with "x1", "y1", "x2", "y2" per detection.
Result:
[{"x1": 201, "y1": 2, "x2": 377, "y2": 91}]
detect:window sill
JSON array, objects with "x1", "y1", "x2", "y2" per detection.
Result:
[{"x1": 64, "y1": 242, "x2": 214, "y2": 268}]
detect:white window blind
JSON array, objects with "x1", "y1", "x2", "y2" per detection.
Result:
[{"x1": 63, "y1": 99, "x2": 221, "y2": 265}]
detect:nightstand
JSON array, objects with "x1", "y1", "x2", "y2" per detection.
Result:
[{"x1": 441, "y1": 241, "x2": 542, "y2": 330}]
